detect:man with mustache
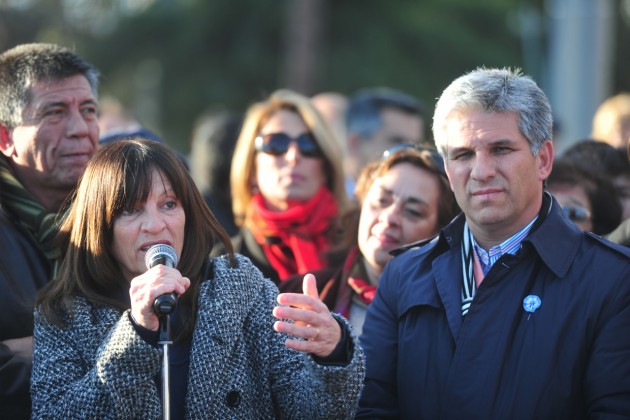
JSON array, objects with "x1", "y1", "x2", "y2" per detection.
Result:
[{"x1": 0, "y1": 43, "x2": 100, "y2": 418}]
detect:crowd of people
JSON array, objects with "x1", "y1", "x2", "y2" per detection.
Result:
[{"x1": 1, "y1": 42, "x2": 629, "y2": 419}]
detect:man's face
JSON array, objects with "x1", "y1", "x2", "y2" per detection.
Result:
[
  {"x1": 1, "y1": 74, "x2": 99, "y2": 202},
  {"x1": 360, "y1": 108, "x2": 424, "y2": 164},
  {"x1": 443, "y1": 110, "x2": 553, "y2": 245}
]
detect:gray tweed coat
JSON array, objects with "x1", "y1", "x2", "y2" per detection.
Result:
[{"x1": 31, "y1": 254, "x2": 365, "y2": 419}]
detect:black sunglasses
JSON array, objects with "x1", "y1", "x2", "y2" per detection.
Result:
[
  {"x1": 255, "y1": 132, "x2": 322, "y2": 158},
  {"x1": 562, "y1": 205, "x2": 591, "y2": 223},
  {"x1": 382, "y1": 143, "x2": 446, "y2": 176}
]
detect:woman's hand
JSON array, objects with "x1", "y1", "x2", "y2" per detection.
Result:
[
  {"x1": 273, "y1": 273, "x2": 342, "y2": 357},
  {"x1": 129, "y1": 265, "x2": 190, "y2": 331}
]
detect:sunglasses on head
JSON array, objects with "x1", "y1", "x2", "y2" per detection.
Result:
[
  {"x1": 255, "y1": 132, "x2": 323, "y2": 158},
  {"x1": 382, "y1": 143, "x2": 446, "y2": 176},
  {"x1": 562, "y1": 205, "x2": 591, "y2": 223}
]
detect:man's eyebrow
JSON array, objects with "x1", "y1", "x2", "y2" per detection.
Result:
[
  {"x1": 447, "y1": 145, "x2": 470, "y2": 155},
  {"x1": 80, "y1": 99, "x2": 98, "y2": 107},
  {"x1": 447, "y1": 138, "x2": 517, "y2": 155},
  {"x1": 488, "y1": 138, "x2": 517, "y2": 147},
  {"x1": 40, "y1": 98, "x2": 98, "y2": 109},
  {"x1": 40, "y1": 101, "x2": 68, "y2": 111}
]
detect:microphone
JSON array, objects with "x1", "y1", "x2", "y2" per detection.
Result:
[{"x1": 144, "y1": 244, "x2": 179, "y2": 316}]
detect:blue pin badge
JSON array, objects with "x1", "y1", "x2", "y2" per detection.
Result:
[{"x1": 523, "y1": 295, "x2": 542, "y2": 319}]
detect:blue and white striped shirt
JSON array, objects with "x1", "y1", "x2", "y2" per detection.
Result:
[{"x1": 472, "y1": 216, "x2": 538, "y2": 276}]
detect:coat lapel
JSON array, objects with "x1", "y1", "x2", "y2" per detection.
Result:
[
  {"x1": 433, "y1": 247, "x2": 464, "y2": 341},
  {"x1": 394, "y1": 231, "x2": 463, "y2": 343}
]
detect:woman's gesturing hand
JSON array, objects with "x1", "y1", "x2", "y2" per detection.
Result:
[
  {"x1": 273, "y1": 273, "x2": 342, "y2": 357},
  {"x1": 129, "y1": 265, "x2": 190, "y2": 331}
]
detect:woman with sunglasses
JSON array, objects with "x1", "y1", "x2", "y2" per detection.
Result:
[
  {"x1": 280, "y1": 146, "x2": 460, "y2": 335},
  {"x1": 546, "y1": 157, "x2": 622, "y2": 235},
  {"x1": 228, "y1": 89, "x2": 352, "y2": 284}
]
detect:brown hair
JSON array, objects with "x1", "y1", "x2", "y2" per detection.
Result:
[
  {"x1": 37, "y1": 139, "x2": 234, "y2": 339},
  {"x1": 355, "y1": 147, "x2": 460, "y2": 228}
]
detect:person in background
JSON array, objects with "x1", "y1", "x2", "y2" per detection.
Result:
[
  {"x1": 591, "y1": 92, "x2": 630, "y2": 149},
  {"x1": 97, "y1": 95, "x2": 190, "y2": 172},
  {"x1": 546, "y1": 157, "x2": 622, "y2": 235},
  {"x1": 311, "y1": 92, "x2": 348, "y2": 146},
  {"x1": 280, "y1": 145, "x2": 459, "y2": 336},
  {"x1": 188, "y1": 109, "x2": 242, "y2": 237},
  {"x1": 358, "y1": 68, "x2": 630, "y2": 418},
  {"x1": 98, "y1": 95, "x2": 162, "y2": 145},
  {"x1": 562, "y1": 139, "x2": 630, "y2": 221},
  {"x1": 311, "y1": 92, "x2": 350, "y2": 192},
  {"x1": 606, "y1": 136, "x2": 630, "y2": 246},
  {"x1": 227, "y1": 89, "x2": 352, "y2": 284},
  {"x1": 31, "y1": 139, "x2": 365, "y2": 418},
  {"x1": 0, "y1": 43, "x2": 100, "y2": 419},
  {"x1": 344, "y1": 87, "x2": 426, "y2": 193}
]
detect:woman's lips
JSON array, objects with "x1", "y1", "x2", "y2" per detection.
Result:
[{"x1": 372, "y1": 232, "x2": 399, "y2": 248}]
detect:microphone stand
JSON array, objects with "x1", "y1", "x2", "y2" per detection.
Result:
[{"x1": 154, "y1": 295, "x2": 177, "y2": 420}]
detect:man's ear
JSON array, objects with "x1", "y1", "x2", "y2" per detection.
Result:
[
  {"x1": 0, "y1": 125, "x2": 15, "y2": 157},
  {"x1": 537, "y1": 140, "x2": 554, "y2": 181}
]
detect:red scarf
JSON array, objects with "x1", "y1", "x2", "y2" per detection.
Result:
[
  {"x1": 249, "y1": 187, "x2": 338, "y2": 281},
  {"x1": 334, "y1": 247, "x2": 376, "y2": 319}
]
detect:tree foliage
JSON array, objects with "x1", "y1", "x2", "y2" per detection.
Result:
[{"x1": 5, "y1": 0, "x2": 623, "y2": 152}]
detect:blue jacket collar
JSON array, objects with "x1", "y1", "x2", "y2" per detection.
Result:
[
  {"x1": 438, "y1": 192, "x2": 582, "y2": 279},
  {"x1": 395, "y1": 192, "x2": 584, "y2": 339}
]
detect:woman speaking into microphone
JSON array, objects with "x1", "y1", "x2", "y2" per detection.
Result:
[{"x1": 31, "y1": 139, "x2": 364, "y2": 419}]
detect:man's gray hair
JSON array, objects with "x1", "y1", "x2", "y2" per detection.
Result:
[
  {"x1": 0, "y1": 43, "x2": 99, "y2": 127},
  {"x1": 432, "y1": 67, "x2": 552, "y2": 157}
]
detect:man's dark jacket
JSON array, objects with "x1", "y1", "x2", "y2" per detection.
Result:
[
  {"x1": 0, "y1": 208, "x2": 50, "y2": 419},
  {"x1": 358, "y1": 195, "x2": 630, "y2": 419}
]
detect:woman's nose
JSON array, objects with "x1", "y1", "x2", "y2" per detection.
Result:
[
  {"x1": 284, "y1": 141, "x2": 301, "y2": 163},
  {"x1": 378, "y1": 203, "x2": 402, "y2": 226},
  {"x1": 141, "y1": 208, "x2": 166, "y2": 232}
]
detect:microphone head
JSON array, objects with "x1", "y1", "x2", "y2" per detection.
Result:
[{"x1": 144, "y1": 244, "x2": 178, "y2": 269}]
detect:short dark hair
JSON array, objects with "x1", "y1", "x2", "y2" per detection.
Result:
[
  {"x1": 346, "y1": 87, "x2": 425, "y2": 139},
  {"x1": 563, "y1": 139, "x2": 630, "y2": 178},
  {"x1": 0, "y1": 43, "x2": 100, "y2": 127}
]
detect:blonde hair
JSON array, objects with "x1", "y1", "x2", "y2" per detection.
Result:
[
  {"x1": 591, "y1": 93, "x2": 630, "y2": 149},
  {"x1": 230, "y1": 89, "x2": 350, "y2": 227}
]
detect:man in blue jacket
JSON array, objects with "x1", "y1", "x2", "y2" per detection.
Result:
[{"x1": 357, "y1": 68, "x2": 630, "y2": 419}]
